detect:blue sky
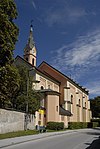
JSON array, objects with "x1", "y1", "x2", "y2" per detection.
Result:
[{"x1": 14, "y1": 0, "x2": 100, "y2": 98}]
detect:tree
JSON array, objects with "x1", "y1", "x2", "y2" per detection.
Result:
[
  {"x1": 0, "y1": 65, "x2": 20, "y2": 108},
  {"x1": 90, "y1": 96, "x2": 100, "y2": 118},
  {"x1": 0, "y1": 0, "x2": 20, "y2": 108},
  {"x1": 15, "y1": 66, "x2": 41, "y2": 114},
  {"x1": 16, "y1": 89, "x2": 41, "y2": 114},
  {"x1": 0, "y1": 0, "x2": 19, "y2": 66}
]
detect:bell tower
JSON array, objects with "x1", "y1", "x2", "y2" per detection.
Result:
[{"x1": 24, "y1": 24, "x2": 37, "y2": 66}]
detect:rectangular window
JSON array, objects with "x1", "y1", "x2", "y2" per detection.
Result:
[
  {"x1": 39, "y1": 114, "x2": 41, "y2": 120},
  {"x1": 56, "y1": 106, "x2": 58, "y2": 112}
]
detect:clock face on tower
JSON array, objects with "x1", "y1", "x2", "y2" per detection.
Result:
[
  {"x1": 32, "y1": 48, "x2": 35, "y2": 54},
  {"x1": 32, "y1": 47, "x2": 36, "y2": 56}
]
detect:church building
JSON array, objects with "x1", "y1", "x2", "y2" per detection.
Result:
[{"x1": 15, "y1": 25, "x2": 91, "y2": 127}]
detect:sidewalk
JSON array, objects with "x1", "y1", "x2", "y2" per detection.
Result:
[{"x1": 0, "y1": 129, "x2": 79, "y2": 148}]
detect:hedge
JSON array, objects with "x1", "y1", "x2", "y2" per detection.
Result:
[
  {"x1": 47, "y1": 122, "x2": 64, "y2": 130},
  {"x1": 91, "y1": 118, "x2": 100, "y2": 127},
  {"x1": 87, "y1": 122, "x2": 98, "y2": 128},
  {"x1": 68, "y1": 122, "x2": 88, "y2": 129},
  {"x1": 68, "y1": 122, "x2": 99, "y2": 129}
]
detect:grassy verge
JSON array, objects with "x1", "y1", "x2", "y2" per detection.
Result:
[
  {"x1": 0, "y1": 129, "x2": 69, "y2": 140},
  {"x1": 0, "y1": 130, "x2": 39, "y2": 140}
]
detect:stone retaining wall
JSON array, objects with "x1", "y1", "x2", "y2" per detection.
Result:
[{"x1": 0, "y1": 109, "x2": 35, "y2": 134}]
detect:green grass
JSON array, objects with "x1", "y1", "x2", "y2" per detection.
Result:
[
  {"x1": 0, "y1": 128, "x2": 72, "y2": 140},
  {"x1": 0, "y1": 130, "x2": 39, "y2": 140},
  {"x1": 0, "y1": 129, "x2": 69, "y2": 140}
]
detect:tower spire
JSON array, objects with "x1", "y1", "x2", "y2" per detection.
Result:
[
  {"x1": 30, "y1": 20, "x2": 33, "y2": 31},
  {"x1": 24, "y1": 21, "x2": 37, "y2": 66},
  {"x1": 27, "y1": 21, "x2": 35, "y2": 49}
]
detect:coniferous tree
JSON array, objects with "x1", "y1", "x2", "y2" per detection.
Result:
[
  {"x1": 0, "y1": 0, "x2": 19, "y2": 66},
  {"x1": 0, "y1": 65, "x2": 20, "y2": 108},
  {"x1": 0, "y1": 0, "x2": 19, "y2": 107}
]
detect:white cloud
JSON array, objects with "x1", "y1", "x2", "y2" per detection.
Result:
[
  {"x1": 86, "y1": 81, "x2": 100, "y2": 97},
  {"x1": 45, "y1": 5, "x2": 89, "y2": 26},
  {"x1": 52, "y1": 30, "x2": 100, "y2": 68},
  {"x1": 51, "y1": 29, "x2": 100, "y2": 96},
  {"x1": 31, "y1": 0, "x2": 36, "y2": 10}
]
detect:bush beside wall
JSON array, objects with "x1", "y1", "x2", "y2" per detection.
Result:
[
  {"x1": 47, "y1": 122, "x2": 64, "y2": 130},
  {"x1": 68, "y1": 122, "x2": 99, "y2": 129},
  {"x1": 68, "y1": 122, "x2": 88, "y2": 129},
  {"x1": 87, "y1": 122, "x2": 98, "y2": 128},
  {"x1": 91, "y1": 119, "x2": 100, "y2": 127}
]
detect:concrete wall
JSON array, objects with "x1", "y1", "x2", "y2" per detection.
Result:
[{"x1": 0, "y1": 109, "x2": 35, "y2": 134}]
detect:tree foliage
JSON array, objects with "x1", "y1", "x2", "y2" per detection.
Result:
[
  {"x1": 90, "y1": 96, "x2": 100, "y2": 118},
  {"x1": 0, "y1": 65, "x2": 20, "y2": 108},
  {"x1": 0, "y1": 0, "x2": 20, "y2": 108},
  {"x1": 16, "y1": 89, "x2": 41, "y2": 114},
  {"x1": 0, "y1": 0, "x2": 19, "y2": 66},
  {"x1": 0, "y1": 0, "x2": 40, "y2": 114},
  {"x1": 0, "y1": 65, "x2": 41, "y2": 113},
  {"x1": 15, "y1": 66, "x2": 41, "y2": 114}
]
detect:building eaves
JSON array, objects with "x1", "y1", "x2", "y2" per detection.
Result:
[{"x1": 35, "y1": 89, "x2": 60, "y2": 96}]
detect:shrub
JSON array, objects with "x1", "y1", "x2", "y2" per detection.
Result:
[
  {"x1": 68, "y1": 122, "x2": 88, "y2": 129},
  {"x1": 91, "y1": 118, "x2": 100, "y2": 127},
  {"x1": 93, "y1": 122, "x2": 99, "y2": 127},
  {"x1": 87, "y1": 122, "x2": 93, "y2": 128},
  {"x1": 87, "y1": 122, "x2": 99, "y2": 128},
  {"x1": 68, "y1": 121, "x2": 99, "y2": 129},
  {"x1": 47, "y1": 122, "x2": 64, "y2": 130}
]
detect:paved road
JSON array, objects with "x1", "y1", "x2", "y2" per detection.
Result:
[{"x1": 1, "y1": 128, "x2": 100, "y2": 149}]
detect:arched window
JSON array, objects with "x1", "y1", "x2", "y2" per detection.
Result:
[
  {"x1": 79, "y1": 99, "x2": 81, "y2": 106},
  {"x1": 85, "y1": 102, "x2": 86, "y2": 108},
  {"x1": 56, "y1": 106, "x2": 58, "y2": 112},
  {"x1": 71, "y1": 95, "x2": 73, "y2": 104},
  {"x1": 41, "y1": 86, "x2": 44, "y2": 90},
  {"x1": 32, "y1": 58, "x2": 34, "y2": 65},
  {"x1": 48, "y1": 85, "x2": 50, "y2": 89}
]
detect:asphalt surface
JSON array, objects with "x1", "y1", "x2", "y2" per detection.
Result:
[{"x1": 0, "y1": 128, "x2": 100, "y2": 149}]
